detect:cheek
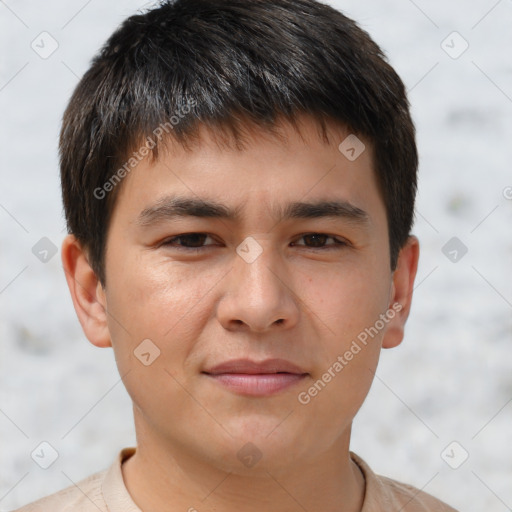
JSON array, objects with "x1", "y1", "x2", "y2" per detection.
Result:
[
  {"x1": 108, "y1": 252, "x2": 215, "y2": 331},
  {"x1": 297, "y1": 267, "x2": 388, "y2": 415},
  {"x1": 103, "y1": 252, "x2": 219, "y2": 376},
  {"x1": 306, "y1": 261, "x2": 391, "y2": 339},
  {"x1": 103, "y1": 256, "x2": 216, "y2": 425},
  {"x1": 297, "y1": 348, "x2": 379, "y2": 442},
  {"x1": 298, "y1": 262, "x2": 390, "y2": 408}
]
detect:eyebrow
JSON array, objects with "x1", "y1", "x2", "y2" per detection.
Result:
[{"x1": 136, "y1": 195, "x2": 370, "y2": 227}]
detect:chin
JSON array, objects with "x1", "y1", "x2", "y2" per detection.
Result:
[{"x1": 203, "y1": 415, "x2": 311, "y2": 474}]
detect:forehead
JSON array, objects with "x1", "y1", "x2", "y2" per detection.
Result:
[
  {"x1": 160, "y1": 114, "x2": 364, "y2": 156},
  {"x1": 109, "y1": 115, "x2": 384, "y2": 230}
]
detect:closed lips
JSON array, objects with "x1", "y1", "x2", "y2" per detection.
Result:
[
  {"x1": 203, "y1": 359, "x2": 309, "y2": 397},
  {"x1": 203, "y1": 358, "x2": 309, "y2": 375}
]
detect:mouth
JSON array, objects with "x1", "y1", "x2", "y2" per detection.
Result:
[{"x1": 202, "y1": 358, "x2": 309, "y2": 397}]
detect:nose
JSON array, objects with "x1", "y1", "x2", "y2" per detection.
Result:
[{"x1": 216, "y1": 239, "x2": 300, "y2": 333}]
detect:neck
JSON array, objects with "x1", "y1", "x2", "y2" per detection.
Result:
[{"x1": 122, "y1": 412, "x2": 365, "y2": 512}]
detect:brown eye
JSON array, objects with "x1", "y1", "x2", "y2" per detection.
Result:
[
  {"x1": 291, "y1": 233, "x2": 348, "y2": 249},
  {"x1": 303, "y1": 234, "x2": 328, "y2": 247},
  {"x1": 161, "y1": 233, "x2": 214, "y2": 250}
]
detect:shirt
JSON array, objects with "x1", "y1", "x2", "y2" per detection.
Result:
[{"x1": 12, "y1": 447, "x2": 458, "y2": 511}]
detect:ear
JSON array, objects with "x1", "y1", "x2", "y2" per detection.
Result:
[
  {"x1": 381, "y1": 235, "x2": 420, "y2": 349},
  {"x1": 61, "y1": 234, "x2": 112, "y2": 348}
]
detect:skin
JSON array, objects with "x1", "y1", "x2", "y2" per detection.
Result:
[{"x1": 62, "y1": 115, "x2": 419, "y2": 512}]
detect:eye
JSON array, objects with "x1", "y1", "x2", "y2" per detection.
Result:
[
  {"x1": 159, "y1": 232, "x2": 349, "y2": 252},
  {"x1": 291, "y1": 233, "x2": 348, "y2": 250},
  {"x1": 160, "y1": 233, "x2": 217, "y2": 250}
]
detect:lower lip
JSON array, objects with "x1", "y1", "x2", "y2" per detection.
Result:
[{"x1": 205, "y1": 373, "x2": 308, "y2": 396}]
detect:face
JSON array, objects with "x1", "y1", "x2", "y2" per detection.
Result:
[{"x1": 91, "y1": 116, "x2": 405, "y2": 474}]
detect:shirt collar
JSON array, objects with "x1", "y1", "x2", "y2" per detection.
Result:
[
  {"x1": 102, "y1": 447, "x2": 387, "y2": 512},
  {"x1": 102, "y1": 447, "x2": 142, "y2": 511}
]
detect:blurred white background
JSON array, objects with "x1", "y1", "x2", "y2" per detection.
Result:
[{"x1": 1, "y1": 1, "x2": 511, "y2": 510}]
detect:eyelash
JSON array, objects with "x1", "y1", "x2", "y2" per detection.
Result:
[{"x1": 160, "y1": 233, "x2": 349, "y2": 251}]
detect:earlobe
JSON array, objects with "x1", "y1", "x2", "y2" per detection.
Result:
[
  {"x1": 61, "y1": 235, "x2": 112, "y2": 348},
  {"x1": 381, "y1": 235, "x2": 420, "y2": 349}
]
